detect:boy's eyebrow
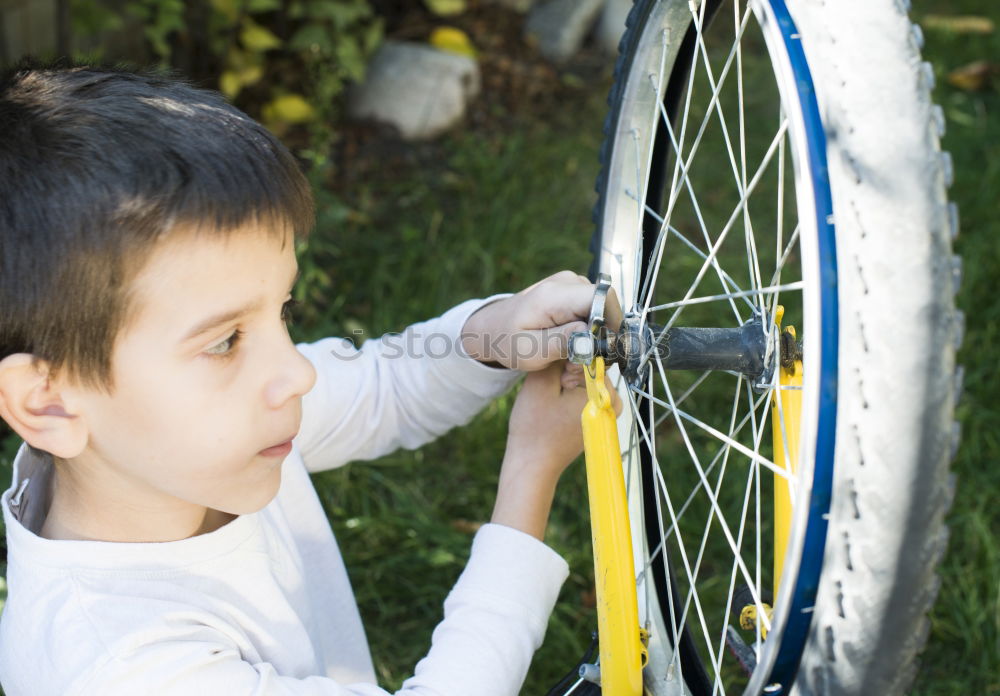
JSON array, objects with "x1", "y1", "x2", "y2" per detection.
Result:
[
  {"x1": 181, "y1": 266, "x2": 300, "y2": 343},
  {"x1": 182, "y1": 301, "x2": 263, "y2": 342}
]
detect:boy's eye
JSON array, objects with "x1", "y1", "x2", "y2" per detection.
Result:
[
  {"x1": 205, "y1": 329, "x2": 243, "y2": 358},
  {"x1": 203, "y1": 299, "x2": 295, "y2": 361}
]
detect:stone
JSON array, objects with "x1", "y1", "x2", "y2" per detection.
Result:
[
  {"x1": 348, "y1": 41, "x2": 480, "y2": 141},
  {"x1": 524, "y1": 0, "x2": 605, "y2": 64},
  {"x1": 596, "y1": 0, "x2": 633, "y2": 55}
]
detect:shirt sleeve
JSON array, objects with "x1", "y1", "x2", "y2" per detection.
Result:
[
  {"x1": 293, "y1": 296, "x2": 522, "y2": 474},
  {"x1": 68, "y1": 525, "x2": 569, "y2": 696}
]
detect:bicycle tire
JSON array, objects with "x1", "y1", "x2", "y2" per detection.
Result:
[{"x1": 589, "y1": 1, "x2": 960, "y2": 694}]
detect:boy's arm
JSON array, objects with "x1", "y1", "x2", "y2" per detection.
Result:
[
  {"x1": 490, "y1": 360, "x2": 600, "y2": 540},
  {"x1": 294, "y1": 272, "x2": 594, "y2": 474},
  {"x1": 68, "y1": 527, "x2": 567, "y2": 696},
  {"x1": 293, "y1": 296, "x2": 521, "y2": 473},
  {"x1": 64, "y1": 365, "x2": 597, "y2": 696}
]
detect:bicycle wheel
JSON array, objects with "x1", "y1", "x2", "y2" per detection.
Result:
[{"x1": 590, "y1": 0, "x2": 960, "y2": 694}]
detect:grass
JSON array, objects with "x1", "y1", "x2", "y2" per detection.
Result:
[
  {"x1": 910, "y1": 0, "x2": 1000, "y2": 691},
  {"x1": 1, "y1": 0, "x2": 998, "y2": 693},
  {"x1": 302, "y1": 1, "x2": 1000, "y2": 691},
  {"x1": 300, "y1": 92, "x2": 606, "y2": 689}
]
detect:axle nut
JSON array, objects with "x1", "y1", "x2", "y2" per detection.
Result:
[{"x1": 568, "y1": 332, "x2": 596, "y2": 365}]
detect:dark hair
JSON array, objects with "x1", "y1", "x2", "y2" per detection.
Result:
[{"x1": 0, "y1": 59, "x2": 314, "y2": 393}]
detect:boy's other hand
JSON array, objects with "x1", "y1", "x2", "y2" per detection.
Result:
[
  {"x1": 461, "y1": 270, "x2": 595, "y2": 371},
  {"x1": 507, "y1": 361, "x2": 589, "y2": 471},
  {"x1": 491, "y1": 360, "x2": 621, "y2": 540}
]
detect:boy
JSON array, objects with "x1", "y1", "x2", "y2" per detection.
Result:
[{"x1": 0, "y1": 62, "x2": 606, "y2": 695}]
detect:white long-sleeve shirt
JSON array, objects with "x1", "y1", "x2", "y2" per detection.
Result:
[{"x1": 0, "y1": 298, "x2": 570, "y2": 696}]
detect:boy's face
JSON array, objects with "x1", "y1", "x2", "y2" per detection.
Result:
[{"x1": 65, "y1": 225, "x2": 317, "y2": 527}]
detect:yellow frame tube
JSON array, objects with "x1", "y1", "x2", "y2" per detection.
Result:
[
  {"x1": 582, "y1": 357, "x2": 644, "y2": 695},
  {"x1": 771, "y1": 323, "x2": 803, "y2": 601}
]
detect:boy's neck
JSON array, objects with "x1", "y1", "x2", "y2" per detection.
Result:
[{"x1": 40, "y1": 458, "x2": 238, "y2": 543}]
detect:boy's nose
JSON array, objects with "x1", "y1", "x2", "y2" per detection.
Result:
[{"x1": 264, "y1": 340, "x2": 317, "y2": 410}]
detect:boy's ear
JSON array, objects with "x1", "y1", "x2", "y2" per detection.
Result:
[{"x1": 0, "y1": 354, "x2": 88, "y2": 459}]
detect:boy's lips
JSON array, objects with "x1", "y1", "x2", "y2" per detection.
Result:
[{"x1": 259, "y1": 433, "x2": 297, "y2": 457}]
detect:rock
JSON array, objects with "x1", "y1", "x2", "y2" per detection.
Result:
[
  {"x1": 524, "y1": 0, "x2": 605, "y2": 64},
  {"x1": 348, "y1": 41, "x2": 480, "y2": 141},
  {"x1": 596, "y1": 0, "x2": 633, "y2": 55}
]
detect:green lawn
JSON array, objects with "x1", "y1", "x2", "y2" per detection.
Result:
[
  {"x1": 302, "y1": 2, "x2": 1000, "y2": 691},
  {"x1": 912, "y1": 1, "x2": 1000, "y2": 692},
  {"x1": 1, "y1": 0, "x2": 998, "y2": 693}
]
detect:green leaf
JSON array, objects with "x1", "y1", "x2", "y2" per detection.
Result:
[
  {"x1": 209, "y1": 0, "x2": 240, "y2": 22},
  {"x1": 124, "y1": 2, "x2": 152, "y2": 22},
  {"x1": 424, "y1": 0, "x2": 466, "y2": 17},
  {"x1": 220, "y1": 70, "x2": 243, "y2": 99},
  {"x1": 70, "y1": 0, "x2": 124, "y2": 36},
  {"x1": 263, "y1": 93, "x2": 316, "y2": 124},
  {"x1": 335, "y1": 37, "x2": 366, "y2": 82},
  {"x1": 240, "y1": 18, "x2": 283, "y2": 52},
  {"x1": 289, "y1": 24, "x2": 335, "y2": 53},
  {"x1": 363, "y1": 17, "x2": 384, "y2": 53},
  {"x1": 248, "y1": 0, "x2": 283, "y2": 11},
  {"x1": 306, "y1": 1, "x2": 372, "y2": 28},
  {"x1": 430, "y1": 26, "x2": 476, "y2": 57}
]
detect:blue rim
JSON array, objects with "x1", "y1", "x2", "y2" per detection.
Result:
[{"x1": 762, "y1": 0, "x2": 839, "y2": 691}]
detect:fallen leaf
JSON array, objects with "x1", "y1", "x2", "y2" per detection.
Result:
[
  {"x1": 263, "y1": 94, "x2": 316, "y2": 124},
  {"x1": 430, "y1": 26, "x2": 477, "y2": 58},
  {"x1": 425, "y1": 0, "x2": 466, "y2": 17},
  {"x1": 947, "y1": 60, "x2": 999, "y2": 91},
  {"x1": 922, "y1": 14, "x2": 995, "y2": 35},
  {"x1": 219, "y1": 70, "x2": 242, "y2": 99},
  {"x1": 450, "y1": 518, "x2": 484, "y2": 534},
  {"x1": 241, "y1": 18, "x2": 283, "y2": 52}
]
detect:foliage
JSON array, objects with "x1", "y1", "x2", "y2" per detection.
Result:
[
  {"x1": 0, "y1": 1, "x2": 996, "y2": 695},
  {"x1": 70, "y1": 0, "x2": 383, "y2": 147}
]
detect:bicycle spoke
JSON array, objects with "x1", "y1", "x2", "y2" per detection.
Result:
[
  {"x1": 643, "y1": 78, "x2": 744, "y2": 326},
  {"x1": 660, "y1": 119, "x2": 788, "y2": 332},
  {"x1": 591, "y1": 0, "x2": 839, "y2": 689},
  {"x1": 650, "y1": 351, "x2": 774, "y2": 630},
  {"x1": 635, "y1": 381, "x2": 788, "y2": 484},
  {"x1": 688, "y1": 0, "x2": 754, "y2": 207},
  {"x1": 651, "y1": 385, "x2": 773, "y2": 546},
  {"x1": 636, "y1": 119, "x2": 789, "y2": 380},
  {"x1": 645, "y1": 280, "x2": 803, "y2": 313},
  {"x1": 635, "y1": 4, "x2": 753, "y2": 318},
  {"x1": 628, "y1": 194, "x2": 756, "y2": 312},
  {"x1": 630, "y1": 375, "x2": 741, "y2": 683},
  {"x1": 668, "y1": 379, "x2": 748, "y2": 675},
  {"x1": 640, "y1": 375, "x2": 690, "y2": 686},
  {"x1": 769, "y1": 107, "x2": 790, "y2": 323}
]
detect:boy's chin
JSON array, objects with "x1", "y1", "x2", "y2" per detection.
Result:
[{"x1": 227, "y1": 467, "x2": 282, "y2": 515}]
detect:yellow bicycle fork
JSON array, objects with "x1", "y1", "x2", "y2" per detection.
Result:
[
  {"x1": 771, "y1": 312, "x2": 803, "y2": 603},
  {"x1": 577, "y1": 297, "x2": 802, "y2": 694},
  {"x1": 582, "y1": 356, "x2": 646, "y2": 695}
]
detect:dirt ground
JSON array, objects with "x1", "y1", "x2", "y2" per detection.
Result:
[{"x1": 328, "y1": 2, "x2": 615, "y2": 189}]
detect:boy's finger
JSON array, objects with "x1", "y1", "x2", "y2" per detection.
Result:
[
  {"x1": 514, "y1": 322, "x2": 588, "y2": 370},
  {"x1": 524, "y1": 282, "x2": 596, "y2": 327},
  {"x1": 565, "y1": 362, "x2": 584, "y2": 374},
  {"x1": 561, "y1": 372, "x2": 583, "y2": 390}
]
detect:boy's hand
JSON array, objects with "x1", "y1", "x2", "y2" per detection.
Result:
[
  {"x1": 461, "y1": 271, "x2": 594, "y2": 371},
  {"x1": 490, "y1": 360, "x2": 621, "y2": 540}
]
